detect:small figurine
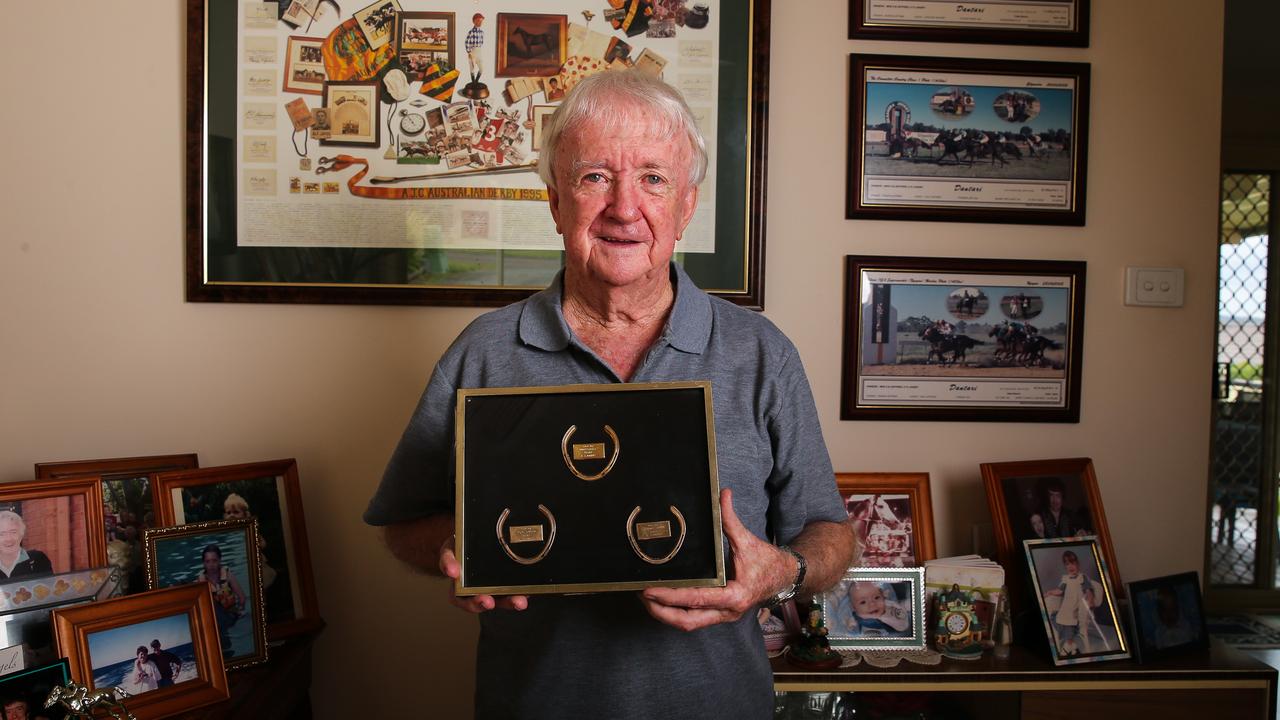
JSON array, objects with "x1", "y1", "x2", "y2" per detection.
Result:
[
  {"x1": 460, "y1": 13, "x2": 490, "y2": 101},
  {"x1": 786, "y1": 598, "x2": 842, "y2": 670},
  {"x1": 934, "y1": 584, "x2": 987, "y2": 660},
  {"x1": 44, "y1": 682, "x2": 135, "y2": 720}
]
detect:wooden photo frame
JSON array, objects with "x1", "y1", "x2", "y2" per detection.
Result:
[
  {"x1": 282, "y1": 36, "x2": 327, "y2": 95},
  {"x1": 321, "y1": 81, "x2": 381, "y2": 147},
  {"x1": 0, "y1": 659, "x2": 71, "y2": 720},
  {"x1": 1025, "y1": 537, "x2": 1129, "y2": 666},
  {"x1": 836, "y1": 472, "x2": 936, "y2": 568},
  {"x1": 821, "y1": 567, "x2": 928, "y2": 651},
  {"x1": 397, "y1": 11, "x2": 455, "y2": 79},
  {"x1": 187, "y1": 0, "x2": 770, "y2": 308},
  {"x1": 51, "y1": 584, "x2": 230, "y2": 719},
  {"x1": 842, "y1": 255, "x2": 1086, "y2": 423},
  {"x1": 0, "y1": 478, "x2": 107, "y2": 579},
  {"x1": 849, "y1": 0, "x2": 1089, "y2": 47},
  {"x1": 144, "y1": 519, "x2": 268, "y2": 671},
  {"x1": 495, "y1": 13, "x2": 568, "y2": 78},
  {"x1": 982, "y1": 457, "x2": 1122, "y2": 605},
  {"x1": 848, "y1": 54, "x2": 1090, "y2": 226},
  {"x1": 34, "y1": 453, "x2": 199, "y2": 595},
  {"x1": 152, "y1": 460, "x2": 319, "y2": 641},
  {"x1": 1126, "y1": 571, "x2": 1209, "y2": 663}
]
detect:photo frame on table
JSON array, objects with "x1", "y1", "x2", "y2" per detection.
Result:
[
  {"x1": 187, "y1": 0, "x2": 769, "y2": 308},
  {"x1": 847, "y1": 54, "x2": 1090, "y2": 226},
  {"x1": 0, "y1": 478, "x2": 107, "y2": 577},
  {"x1": 821, "y1": 567, "x2": 928, "y2": 651},
  {"x1": 0, "y1": 659, "x2": 71, "y2": 720},
  {"x1": 34, "y1": 453, "x2": 199, "y2": 595},
  {"x1": 397, "y1": 11, "x2": 456, "y2": 78},
  {"x1": 143, "y1": 519, "x2": 268, "y2": 670},
  {"x1": 1126, "y1": 571, "x2": 1208, "y2": 663},
  {"x1": 1024, "y1": 537, "x2": 1128, "y2": 666},
  {"x1": 151, "y1": 460, "x2": 320, "y2": 641},
  {"x1": 982, "y1": 457, "x2": 1122, "y2": 606},
  {"x1": 51, "y1": 584, "x2": 229, "y2": 720},
  {"x1": 842, "y1": 255, "x2": 1086, "y2": 422},
  {"x1": 849, "y1": 0, "x2": 1089, "y2": 47},
  {"x1": 836, "y1": 472, "x2": 936, "y2": 568},
  {"x1": 0, "y1": 567, "x2": 123, "y2": 671}
]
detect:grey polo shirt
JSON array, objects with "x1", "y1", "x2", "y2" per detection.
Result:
[{"x1": 365, "y1": 263, "x2": 845, "y2": 720}]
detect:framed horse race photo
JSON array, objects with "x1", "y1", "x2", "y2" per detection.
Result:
[
  {"x1": 847, "y1": 54, "x2": 1090, "y2": 226},
  {"x1": 840, "y1": 255, "x2": 1086, "y2": 422}
]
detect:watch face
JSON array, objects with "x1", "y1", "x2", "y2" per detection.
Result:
[
  {"x1": 400, "y1": 112, "x2": 426, "y2": 135},
  {"x1": 945, "y1": 612, "x2": 969, "y2": 635}
]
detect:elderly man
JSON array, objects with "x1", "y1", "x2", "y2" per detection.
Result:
[{"x1": 365, "y1": 70, "x2": 854, "y2": 719}]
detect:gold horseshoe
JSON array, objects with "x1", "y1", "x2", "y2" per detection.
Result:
[
  {"x1": 496, "y1": 504, "x2": 556, "y2": 565},
  {"x1": 626, "y1": 505, "x2": 687, "y2": 565},
  {"x1": 560, "y1": 424, "x2": 620, "y2": 481}
]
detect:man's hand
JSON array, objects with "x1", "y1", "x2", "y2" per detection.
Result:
[
  {"x1": 384, "y1": 516, "x2": 529, "y2": 614},
  {"x1": 438, "y1": 535, "x2": 530, "y2": 613},
  {"x1": 639, "y1": 488, "x2": 796, "y2": 632}
]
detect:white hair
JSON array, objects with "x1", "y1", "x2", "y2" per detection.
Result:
[
  {"x1": 536, "y1": 69, "x2": 708, "y2": 189},
  {"x1": 0, "y1": 510, "x2": 25, "y2": 536}
]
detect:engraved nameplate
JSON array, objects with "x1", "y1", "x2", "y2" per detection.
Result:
[
  {"x1": 509, "y1": 525, "x2": 545, "y2": 543},
  {"x1": 572, "y1": 443, "x2": 606, "y2": 460},
  {"x1": 635, "y1": 521, "x2": 672, "y2": 540}
]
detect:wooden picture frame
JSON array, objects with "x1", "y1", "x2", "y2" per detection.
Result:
[
  {"x1": 836, "y1": 472, "x2": 936, "y2": 568},
  {"x1": 151, "y1": 460, "x2": 320, "y2": 641},
  {"x1": 51, "y1": 584, "x2": 230, "y2": 719},
  {"x1": 0, "y1": 478, "x2": 107, "y2": 578},
  {"x1": 495, "y1": 13, "x2": 568, "y2": 78},
  {"x1": 821, "y1": 567, "x2": 928, "y2": 651},
  {"x1": 186, "y1": 0, "x2": 770, "y2": 308},
  {"x1": 982, "y1": 457, "x2": 1122, "y2": 607},
  {"x1": 144, "y1": 519, "x2": 268, "y2": 671},
  {"x1": 842, "y1": 255, "x2": 1086, "y2": 422},
  {"x1": 1025, "y1": 537, "x2": 1129, "y2": 665},
  {"x1": 849, "y1": 0, "x2": 1089, "y2": 47},
  {"x1": 1126, "y1": 571, "x2": 1209, "y2": 663},
  {"x1": 848, "y1": 54, "x2": 1090, "y2": 226},
  {"x1": 320, "y1": 81, "x2": 381, "y2": 147},
  {"x1": 397, "y1": 11, "x2": 456, "y2": 79},
  {"x1": 34, "y1": 453, "x2": 199, "y2": 593},
  {"x1": 282, "y1": 36, "x2": 326, "y2": 95}
]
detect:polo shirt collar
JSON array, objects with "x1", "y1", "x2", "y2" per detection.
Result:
[{"x1": 518, "y1": 263, "x2": 712, "y2": 355}]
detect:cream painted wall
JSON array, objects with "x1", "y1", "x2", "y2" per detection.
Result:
[{"x1": 0, "y1": 1, "x2": 1222, "y2": 717}]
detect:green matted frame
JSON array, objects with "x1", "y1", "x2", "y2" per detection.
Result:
[{"x1": 186, "y1": 0, "x2": 770, "y2": 308}]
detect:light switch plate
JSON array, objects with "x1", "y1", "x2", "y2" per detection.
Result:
[{"x1": 1124, "y1": 267, "x2": 1184, "y2": 307}]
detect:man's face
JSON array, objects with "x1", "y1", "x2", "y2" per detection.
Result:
[
  {"x1": 0, "y1": 520, "x2": 21, "y2": 552},
  {"x1": 1048, "y1": 490, "x2": 1063, "y2": 513},
  {"x1": 547, "y1": 106, "x2": 698, "y2": 290},
  {"x1": 4, "y1": 701, "x2": 28, "y2": 720}
]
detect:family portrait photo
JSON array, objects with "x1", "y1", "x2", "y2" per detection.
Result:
[{"x1": 85, "y1": 613, "x2": 197, "y2": 696}]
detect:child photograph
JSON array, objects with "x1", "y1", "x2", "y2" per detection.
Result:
[{"x1": 1026, "y1": 538, "x2": 1128, "y2": 664}]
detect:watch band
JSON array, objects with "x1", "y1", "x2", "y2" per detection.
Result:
[{"x1": 767, "y1": 545, "x2": 807, "y2": 607}]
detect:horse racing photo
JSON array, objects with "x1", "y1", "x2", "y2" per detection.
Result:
[
  {"x1": 850, "y1": 56, "x2": 1088, "y2": 223},
  {"x1": 843, "y1": 256, "x2": 1086, "y2": 421}
]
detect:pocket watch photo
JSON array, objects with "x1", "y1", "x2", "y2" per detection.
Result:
[{"x1": 399, "y1": 109, "x2": 426, "y2": 136}]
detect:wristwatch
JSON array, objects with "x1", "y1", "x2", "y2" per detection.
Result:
[{"x1": 767, "y1": 545, "x2": 807, "y2": 607}]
